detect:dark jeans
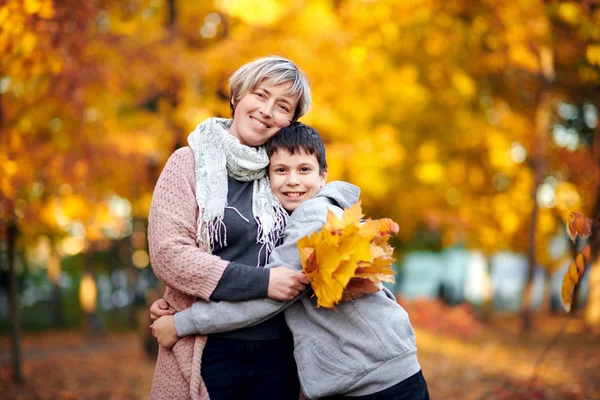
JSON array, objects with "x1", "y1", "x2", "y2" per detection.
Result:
[
  {"x1": 201, "y1": 336, "x2": 299, "y2": 400},
  {"x1": 321, "y1": 370, "x2": 430, "y2": 400}
]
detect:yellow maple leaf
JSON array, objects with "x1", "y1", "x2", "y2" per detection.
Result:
[{"x1": 298, "y1": 202, "x2": 398, "y2": 308}]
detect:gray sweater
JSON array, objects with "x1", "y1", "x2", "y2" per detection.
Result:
[{"x1": 175, "y1": 181, "x2": 421, "y2": 398}]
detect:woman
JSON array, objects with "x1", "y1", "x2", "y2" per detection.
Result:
[{"x1": 148, "y1": 56, "x2": 312, "y2": 400}]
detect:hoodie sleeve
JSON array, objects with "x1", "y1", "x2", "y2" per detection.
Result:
[{"x1": 174, "y1": 212, "x2": 324, "y2": 336}]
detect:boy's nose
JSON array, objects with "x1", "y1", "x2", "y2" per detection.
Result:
[{"x1": 286, "y1": 175, "x2": 300, "y2": 186}]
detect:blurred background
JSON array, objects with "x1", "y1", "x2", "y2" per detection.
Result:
[{"x1": 1, "y1": 0, "x2": 599, "y2": 399}]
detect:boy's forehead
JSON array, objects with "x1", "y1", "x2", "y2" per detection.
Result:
[{"x1": 269, "y1": 147, "x2": 316, "y2": 162}]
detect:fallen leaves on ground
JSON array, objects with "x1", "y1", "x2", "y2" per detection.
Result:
[
  {"x1": 397, "y1": 296, "x2": 485, "y2": 341},
  {"x1": 0, "y1": 331, "x2": 155, "y2": 400},
  {"x1": 413, "y1": 312, "x2": 600, "y2": 400},
  {"x1": 1, "y1": 312, "x2": 599, "y2": 400}
]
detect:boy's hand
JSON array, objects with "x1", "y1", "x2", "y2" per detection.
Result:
[
  {"x1": 150, "y1": 315, "x2": 179, "y2": 349},
  {"x1": 268, "y1": 267, "x2": 309, "y2": 301},
  {"x1": 150, "y1": 298, "x2": 174, "y2": 321}
]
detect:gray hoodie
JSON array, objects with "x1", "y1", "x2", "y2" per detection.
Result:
[{"x1": 175, "y1": 181, "x2": 421, "y2": 398}]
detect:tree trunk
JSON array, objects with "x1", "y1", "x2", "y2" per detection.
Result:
[
  {"x1": 585, "y1": 117, "x2": 600, "y2": 330},
  {"x1": 81, "y1": 244, "x2": 103, "y2": 337},
  {"x1": 49, "y1": 248, "x2": 66, "y2": 327},
  {"x1": 521, "y1": 88, "x2": 551, "y2": 333},
  {"x1": 7, "y1": 221, "x2": 23, "y2": 383},
  {"x1": 166, "y1": 0, "x2": 176, "y2": 31}
]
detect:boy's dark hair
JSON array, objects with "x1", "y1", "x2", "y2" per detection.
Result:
[{"x1": 266, "y1": 122, "x2": 328, "y2": 173}]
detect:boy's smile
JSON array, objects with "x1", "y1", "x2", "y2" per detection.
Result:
[{"x1": 268, "y1": 148, "x2": 327, "y2": 212}]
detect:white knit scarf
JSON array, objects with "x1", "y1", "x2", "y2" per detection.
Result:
[{"x1": 188, "y1": 117, "x2": 288, "y2": 262}]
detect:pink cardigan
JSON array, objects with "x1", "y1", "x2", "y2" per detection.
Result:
[{"x1": 148, "y1": 147, "x2": 229, "y2": 400}]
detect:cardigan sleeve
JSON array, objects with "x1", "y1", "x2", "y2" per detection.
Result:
[{"x1": 148, "y1": 147, "x2": 229, "y2": 301}]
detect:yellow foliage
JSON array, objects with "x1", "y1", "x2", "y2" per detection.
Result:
[
  {"x1": 1, "y1": 0, "x2": 596, "y2": 271},
  {"x1": 586, "y1": 45, "x2": 600, "y2": 67},
  {"x1": 451, "y1": 70, "x2": 476, "y2": 98},
  {"x1": 508, "y1": 45, "x2": 539, "y2": 73},
  {"x1": 62, "y1": 195, "x2": 89, "y2": 221},
  {"x1": 21, "y1": 31, "x2": 37, "y2": 57},
  {"x1": 414, "y1": 162, "x2": 445, "y2": 185},
  {"x1": 217, "y1": 0, "x2": 288, "y2": 25},
  {"x1": 498, "y1": 211, "x2": 520, "y2": 235},
  {"x1": 292, "y1": 0, "x2": 338, "y2": 35},
  {"x1": 537, "y1": 209, "x2": 556, "y2": 235},
  {"x1": 557, "y1": 2, "x2": 581, "y2": 25},
  {"x1": 417, "y1": 141, "x2": 439, "y2": 162},
  {"x1": 23, "y1": 0, "x2": 42, "y2": 15},
  {"x1": 468, "y1": 166, "x2": 485, "y2": 188},
  {"x1": 298, "y1": 203, "x2": 397, "y2": 308}
]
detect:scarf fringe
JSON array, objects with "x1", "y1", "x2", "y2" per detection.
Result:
[
  {"x1": 198, "y1": 214, "x2": 228, "y2": 250},
  {"x1": 255, "y1": 205, "x2": 289, "y2": 266}
]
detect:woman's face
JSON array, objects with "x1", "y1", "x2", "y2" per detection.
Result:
[{"x1": 229, "y1": 79, "x2": 299, "y2": 147}]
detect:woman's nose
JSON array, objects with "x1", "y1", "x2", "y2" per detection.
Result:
[{"x1": 259, "y1": 101, "x2": 274, "y2": 118}]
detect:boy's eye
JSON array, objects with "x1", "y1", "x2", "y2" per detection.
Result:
[
  {"x1": 255, "y1": 92, "x2": 265, "y2": 98},
  {"x1": 300, "y1": 167, "x2": 311, "y2": 172}
]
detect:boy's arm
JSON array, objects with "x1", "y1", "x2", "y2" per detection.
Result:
[{"x1": 174, "y1": 214, "x2": 323, "y2": 336}]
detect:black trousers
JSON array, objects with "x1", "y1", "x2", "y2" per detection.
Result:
[
  {"x1": 321, "y1": 370, "x2": 430, "y2": 400},
  {"x1": 201, "y1": 336, "x2": 300, "y2": 400}
]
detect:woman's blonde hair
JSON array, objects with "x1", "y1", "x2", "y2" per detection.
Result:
[{"x1": 229, "y1": 56, "x2": 311, "y2": 122}]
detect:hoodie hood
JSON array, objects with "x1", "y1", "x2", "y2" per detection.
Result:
[{"x1": 314, "y1": 181, "x2": 360, "y2": 209}]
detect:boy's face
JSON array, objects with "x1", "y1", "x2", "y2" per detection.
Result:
[{"x1": 269, "y1": 147, "x2": 327, "y2": 212}]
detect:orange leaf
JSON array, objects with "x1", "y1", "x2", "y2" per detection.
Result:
[
  {"x1": 561, "y1": 245, "x2": 592, "y2": 312},
  {"x1": 567, "y1": 212, "x2": 592, "y2": 242},
  {"x1": 567, "y1": 262, "x2": 580, "y2": 285},
  {"x1": 378, "y1": 218, "x2": 399, "y2": 234},
  {"x1": 355, "y1": 265, "x2": 395, "y2": 283},
  {"x1": 581, "y1": 244, "x2": 591, "y2": 263},
  {"x1": 341, "y1": 278, "x2": 380, "y2": 302},
  {"x1": 561, "y1": 276, "x2": 575, "y2": 313}
]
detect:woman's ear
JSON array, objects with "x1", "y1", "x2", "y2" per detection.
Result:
[{"x1": 230, "y1": 96, "x2": 237, "y2": 117}]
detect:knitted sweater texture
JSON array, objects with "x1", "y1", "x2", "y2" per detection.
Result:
[{"x1": 148, "y1": 147, "x2": 229, "y2": 400}]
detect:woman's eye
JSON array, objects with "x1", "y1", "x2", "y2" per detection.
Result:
[
  {"x1": 255, "y1": 92, "x2": 265, "y2": 98},
  {"x1": 300, "y1": 167, "x2": 311, "y2": 172},
  {"x1": 279, "y1": 104, "x2": 290, "y2": 112}
]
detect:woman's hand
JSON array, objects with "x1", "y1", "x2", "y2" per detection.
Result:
[
  {"x1": 268, "y1": 267, "x2": 310, "y2": 301},
  {"x1": 150, "y1": 315, "x2": 179, "y2": 349},
  {"x1": 150, "y1": 298, "x2": 174, "y2": 321}
]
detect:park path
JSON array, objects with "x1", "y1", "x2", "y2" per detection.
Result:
[
  {"x1": 1, "y1": 314, "x2": 599, "y2": 399},
  {"x1": 0, "y1": 331, "x2": 155, "y2": 400}
]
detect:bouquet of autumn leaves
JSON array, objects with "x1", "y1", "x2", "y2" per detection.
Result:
[{"x1": 297, "y1": 203, "x2": 399, "y2": 308}]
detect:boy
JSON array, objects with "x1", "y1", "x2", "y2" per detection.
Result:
[{"x1": 151, "y1": 123, "x2": 429, "y2": 399}]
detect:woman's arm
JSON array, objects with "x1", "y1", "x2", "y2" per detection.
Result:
[{"x1": 148, "y1": 148, "x2": 230, "y2": 301}]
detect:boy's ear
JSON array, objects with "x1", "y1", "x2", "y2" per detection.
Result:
[{"x1": 320, "y1": 169, "x2": 328, "y2": 187}]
